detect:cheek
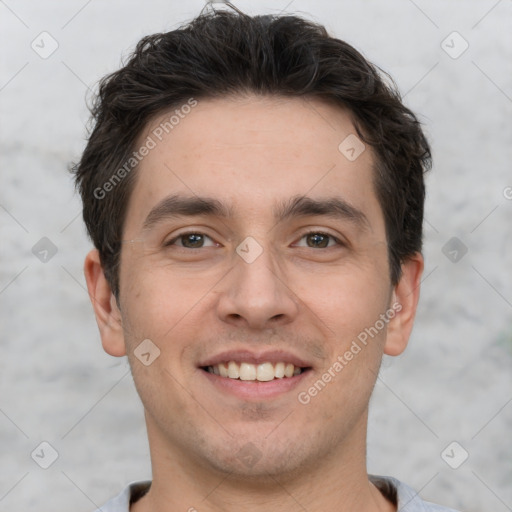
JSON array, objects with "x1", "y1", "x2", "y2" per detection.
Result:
[
  {"x1": 292, "y1": 256, "x2": 391, "y2": 341},
  {"x1": 295, "y1": 277, "x2": 388, "y2": 427},
  {"x1": 118, "y1": 253, "x2": 221, "y2": 353}
]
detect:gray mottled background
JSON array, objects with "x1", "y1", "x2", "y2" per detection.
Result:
[{"x1": 1, "y1": 1, "x2": 511, "y2": 511}]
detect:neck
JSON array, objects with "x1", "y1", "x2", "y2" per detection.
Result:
[{"x1": 131, "y1": 411, "x2": 395, "y2": 512}]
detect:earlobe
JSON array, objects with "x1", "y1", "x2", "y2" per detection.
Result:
[
  {"x1": 83, "y1": 249, "x2": 126, "y2": 357},
  {"x1": 383, "y1": 252, "x2": 424, "y2": 356}
]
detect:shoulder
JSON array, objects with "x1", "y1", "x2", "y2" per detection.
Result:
[
  {"x1": 370, "y1": 474, "x2": 461, "y2": 511},
  {"x1": 93, "y1": 481, "x2": 151, "y2": 512}
]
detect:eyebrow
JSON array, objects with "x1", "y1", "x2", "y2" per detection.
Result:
[
  {"x1": 273, "y1": 195, "x2": 370, "y2": 231},
  {"x1": 141, "y1": 194, "x2": 370, "y2": 232},
  {"x1": 142, "y1": 195, "x2": 232, "y2": 232}
]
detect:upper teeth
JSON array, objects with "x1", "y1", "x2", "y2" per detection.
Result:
[{"x1": 206, "y1": 361, "x2": 303, "y2": 381}]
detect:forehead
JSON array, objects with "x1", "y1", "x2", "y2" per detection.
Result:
[{"x1": 124, "y1": 95, "x2": 382, "y2": 234}]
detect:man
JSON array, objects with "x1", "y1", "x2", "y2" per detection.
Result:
[{"x1": 73, "y1": 5, "x2": 459, "y2": 512}]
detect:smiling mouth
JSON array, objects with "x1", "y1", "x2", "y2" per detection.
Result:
[{"x1": 201, "y1": 361, "x2": 311, "y2": 382}]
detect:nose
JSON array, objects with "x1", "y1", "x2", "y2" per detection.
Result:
[{"x1": 215, "y1": 244, "x2": 299, "y2": 330}]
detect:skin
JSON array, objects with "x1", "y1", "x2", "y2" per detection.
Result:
[{"x1": 84, "y1": 95, "x2": 423, "y2": 512}]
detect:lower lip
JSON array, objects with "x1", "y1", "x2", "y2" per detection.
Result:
[{"x1": 200, "y1": 368, "x2": 311, "y2": 400}]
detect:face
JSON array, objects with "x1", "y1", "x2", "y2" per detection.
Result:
[{"x1": 87, "y1": 95, "x2": 422, "y2": 480}]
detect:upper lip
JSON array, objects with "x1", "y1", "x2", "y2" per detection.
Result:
[{"x1": 199, "y1": 349, "x2": 312, "y2": 369}]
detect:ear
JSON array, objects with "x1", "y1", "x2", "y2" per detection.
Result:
[
  {"x1": 84, "y1": 249, "x2": 126, "y2": 357},
  {"x1": 384, "y1": 252, "x2": 424, "y2": 356}
]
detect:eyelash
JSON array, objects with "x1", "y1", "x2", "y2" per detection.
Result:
[
  {"x1": 165, "y1": 231, "x2": 218, "y2": 248},
  {"x1": 165, "y1": 231, "x2": 343, "y2": 248}
]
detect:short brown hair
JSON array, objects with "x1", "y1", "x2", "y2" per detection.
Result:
[{"x1": 72, "y1": 10, "x2": 431, "y2": 298}]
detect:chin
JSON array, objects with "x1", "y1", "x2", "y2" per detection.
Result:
[{"x1": 197, "y1": 431, "x2": 317, "y2": 481}]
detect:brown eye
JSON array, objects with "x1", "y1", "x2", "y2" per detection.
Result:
[
  {"x1": 306, "y1": 233, "x2": 330, "y2": 248},
  {"x1": 295, "y1": 232, "x2": 340, "y2": 249},
  {"x1": 167, "y1": 232, "x2": 217, "y2": 248},
  {"x1": 181, "y1": 233, "x2": 205, "y2": 248}
]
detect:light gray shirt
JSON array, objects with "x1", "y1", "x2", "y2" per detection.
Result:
[{"x1": 94, "y1": 476, "x2": 460, "y2": 511}]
